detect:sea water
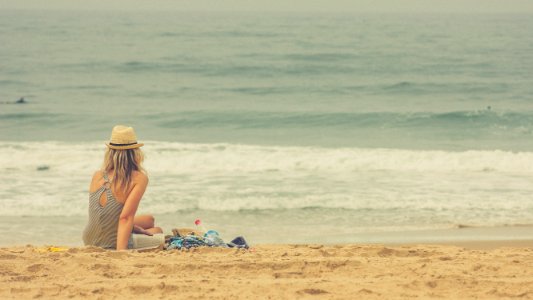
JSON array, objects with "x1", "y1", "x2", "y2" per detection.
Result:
[{"x1": 1, "y1": 11, "x2": 532, "y2": 245}]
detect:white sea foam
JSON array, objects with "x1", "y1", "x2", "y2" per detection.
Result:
[
  {"x1": 146, "y1": 142, "x2": 533, "y2": 173},
  {"x1": 3, "y1": 141, "x2": 531, "y2": 173},
  {"x1": 1, "y1": 141, "x2": 533, "y2": 227}
]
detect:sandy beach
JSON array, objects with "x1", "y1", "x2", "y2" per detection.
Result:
[
  {"x1": 1, "y1": 241, "x2": 532, "y2": 299},
  {"x1": 2, "y1": 4, "x2": 533, "y2": 300}
]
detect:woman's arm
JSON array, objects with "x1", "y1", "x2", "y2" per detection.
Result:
[{"x1": 116, "y1": 174, "x2": 148, "y2": 250}]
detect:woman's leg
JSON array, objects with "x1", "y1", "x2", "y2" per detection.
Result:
[
  {"x1": 134, "y1": 214, "x2": 155, "y2": 229},
  {"x1": 134, "y1": 215, "x2": 163, "y2": 234},
  {"x1": 145, "y1": 227, "x2": 163, "y2": 234}
]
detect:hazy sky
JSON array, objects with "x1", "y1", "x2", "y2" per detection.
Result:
[{"x1": 1, "y1": 0, "x2": 533, "y2": 13}]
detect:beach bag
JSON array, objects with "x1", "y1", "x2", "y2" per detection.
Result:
[{"x1": 227, "y1": 236, "x2": 249, "y2": 249}]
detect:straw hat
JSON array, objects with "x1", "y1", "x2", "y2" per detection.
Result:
[{"x1": 106, "y1": 125, "x2": 144, "y2": 150}]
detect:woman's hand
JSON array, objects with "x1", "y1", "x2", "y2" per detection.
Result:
[{"x1": 133, "y1": 224, "x2": 153, "y2": 236}]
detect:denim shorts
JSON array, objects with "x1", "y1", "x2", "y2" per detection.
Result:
[
  {"x1": 127, "y1": 233, "x2": 165, "y2": 250},
  {"x1": 127, "y1": 235, "x2": 134, "y2": 249}
]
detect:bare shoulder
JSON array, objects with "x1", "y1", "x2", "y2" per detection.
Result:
[
  {"x1": 92, "y1": 170, "x2": 103, "y2": 180},
  {"x1": 89, "y1": 170, "x2": 103, "y2": 191},
  {"x1": 132, "y1": 171, "x2": 149, "y2": 185}
]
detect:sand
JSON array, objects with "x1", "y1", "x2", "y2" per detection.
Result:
[{"x1": 1, "y1": 243, "x2": 533, "y2": 299}]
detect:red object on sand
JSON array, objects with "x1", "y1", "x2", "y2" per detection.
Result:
[{"x1": 194, "y1": 219, "x2": 201, "y2": 226}]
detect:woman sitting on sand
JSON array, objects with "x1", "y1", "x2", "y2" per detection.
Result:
[{"x1": 82, "y1": 125, "x2": 163, "y2": 250}]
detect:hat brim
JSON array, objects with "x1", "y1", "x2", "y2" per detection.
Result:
[{"x1": 106, "y1": 143, "x2": 144, "y2": 150}]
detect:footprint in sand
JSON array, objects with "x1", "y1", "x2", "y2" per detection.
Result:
[
  {"x1": 10, "y1": 275, "x2": 35, "y2": 282},
  {"x1": 131, "y1": 285, "x2": 153, "y2": 294},
  {"x1": 298, "y1": 288, "x2": 328, "y2": 295},
  {"x1": 90, "y1": 263, "x2": 112, "y2": 271},
  {"x1": 0, "y1": 254, "x2": 18, "y2": 260},
  {"x1": 26, "y1": 264, "x2": 44, "y2": 272}
]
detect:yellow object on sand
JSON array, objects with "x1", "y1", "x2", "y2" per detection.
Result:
[{"x1": 36, "y1": 246, "x2": 69, "y2": 253}]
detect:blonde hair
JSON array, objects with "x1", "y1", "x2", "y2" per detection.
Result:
[{"x1": 102, "y1": 147, "x2": 146, "y2": 194}]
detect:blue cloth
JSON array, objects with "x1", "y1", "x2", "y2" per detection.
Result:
[
  {"x1": 165, "y1": 231, "x2": 248, "y2": 250},
  {"x1": 167, "y1": 235, "x2": 207, "y2": 250}
]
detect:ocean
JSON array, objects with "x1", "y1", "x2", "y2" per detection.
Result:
[{"x1": 1, "y1": 10, "x2": 532, "y2": 245}]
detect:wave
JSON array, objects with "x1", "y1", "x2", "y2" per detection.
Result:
[
  {"x1": 2, "y1": 110, "x2": 531, "y2": 151},
  {"x1": 151, "y1": 110, "x2": 533, "y2": 130},
  {"x1": 0, "y1": 79, "x2": 29, "y2": 86},
  {"x1": 454, "y1": 223, "x2": 533, "y2": 229},
  {"x1": 1, "y1": 141, "x2": 533, "y2": 218},
  {"x1": 5, "y1": 109, "x2": 530, "y2": 129},
  {"x1": 1, "y1": 141, "x2": 532, "y2": 174},
  {"x1": 283, "y1": 52, "x2": 358, "y2": 62}
]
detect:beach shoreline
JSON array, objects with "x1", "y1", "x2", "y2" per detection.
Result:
[
  {"x1": 1, "y1": 241, "x2": 532, "y2": 299},
  {"x1": 2, "y1": 213, "x2": 533, "y2": 247}
]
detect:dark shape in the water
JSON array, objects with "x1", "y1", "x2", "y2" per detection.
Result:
[
  {"x1": 0, "y1": 97, "x2": 28, "y2": 104},
  {"x1": 37, "y1": 165, "x2": 50, "y2": 171},
  {"x1": 487, "y1": 106, "x2": 491, "y2": 111}
]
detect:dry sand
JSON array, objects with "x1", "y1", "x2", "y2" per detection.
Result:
[{"x1": 1, "y1": 243, "x2": 533, "y2": 299}]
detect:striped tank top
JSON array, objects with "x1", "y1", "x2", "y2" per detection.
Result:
[{"x1": 82, "y1": 172, "x2": 124, "y2": 249}]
